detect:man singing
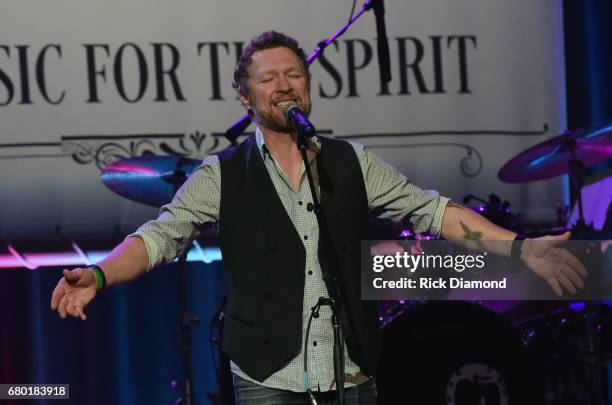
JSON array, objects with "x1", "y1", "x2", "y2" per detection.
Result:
[{"x1": 51, "y1": 31, "x2": 586, "y2": 404}]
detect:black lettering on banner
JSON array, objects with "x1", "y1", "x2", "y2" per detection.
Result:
[
  {"x1": 345, "y1": 39, "x2": 372, "y2": 98},
  {"x1": 197, "y1": 42, "x2": 229, "y2": 101},
  {"x1": 232, "y1": 42, "x2": 244, "y2": 100},
  {"x1": 430, "y1": 35, "x2": 445, "y2": 94},
  {"x1": 84, "y1": 44, "x2": 110, "y2": 103},
  {"x1": 36, "y1": 44, "x2": 65, "y2": 104},
  {"x1": 397, "y1": 36, "x2": 430, "y2": 95},
  {"x1": 16, "y1": 45, "x2": 32, "y2": 104},
  {"x1": 0, "y1": 46, "x2": 15, "y2": 106},
  {"x1": 317, "y1": 41, "x2": 342, "y2": 99},
  {"x1": 448, "y1": 35, "x2": 477, "y2": 94},
  {"x1": 0, "y1": 34, "x2": 477, "y2": 106},
  {"x1": 113, "y1": 43, "x2": 148, "y2": 103},
  {"x1": 152, "y1": 43, "x2": 186, "y2": 102}
]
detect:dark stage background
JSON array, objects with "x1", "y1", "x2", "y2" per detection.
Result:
[
  {"x1": 564, "y1": 0, "x2": 612, "y2": 189},
  {"x1": 0, "y1": 261, "x2": 227, "y2": 404}
]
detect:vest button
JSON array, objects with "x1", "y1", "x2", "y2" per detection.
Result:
[
  {"x1": 268, "y1": 243, "x2": 277, "y2": 251},
  {"x1": 263, "y1": 338, "x2": 271, "y2": 345},
  {"x1": 362, "y1": 332, "x2": 370, "y2": 340},
  {"x1": 265, "y1": 291, "x2": 272, "y2": 298}
]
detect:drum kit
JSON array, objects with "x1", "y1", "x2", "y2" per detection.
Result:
[
  {"x1": 100, "y1": 121, "x2": 612, "y2": 405},
  {"x1": 379, "y1": 121, "x2": 612, "y2": 405}
]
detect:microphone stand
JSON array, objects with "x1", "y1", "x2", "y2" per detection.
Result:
[
  {"x1": 563, "y1": 139, "x2": 604, "y2": 405},
  {"x1": 225, "y1": 0, "x2": 381, "y2": 144},
  {"x1": 172, "y1": 245, "x2": 200, "y2": 405},
  {"x1": 295, "y1": 128, "x2": 346, "y2": 405},
  {"x1": 167, "y1": 160, "x2": 200, "y2": 405}
]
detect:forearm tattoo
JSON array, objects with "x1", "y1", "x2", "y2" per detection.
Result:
[
  {"x1": 460, "y1": 221, "x2": 483, "y2": 241},
  {"x1": 448, "y1": 200, "x2": 484, "y2": 241}
]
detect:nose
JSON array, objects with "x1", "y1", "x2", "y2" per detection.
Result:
[{"x1": 276, "y1": 75, "x2": 292, "y2": 92}]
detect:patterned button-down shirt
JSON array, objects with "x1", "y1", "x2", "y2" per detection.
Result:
[{"x1": 131, "y1": 128, "x2": 449, "y2": 392}]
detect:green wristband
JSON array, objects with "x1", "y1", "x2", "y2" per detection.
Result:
[{"x1": 90, "y1": 264, "x2": 106, "y2": 291}]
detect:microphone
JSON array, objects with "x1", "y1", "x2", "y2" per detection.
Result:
[{"x1": 282, "y1": 102, "x2": 316, "y2": 138}]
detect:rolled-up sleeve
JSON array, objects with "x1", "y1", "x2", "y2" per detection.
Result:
[
  {"x1": 350, "y1": 142, "x2": 449, "y2": 237},
  {"x1": 129, "y1": 155, "x2": 221, "y2": 270}
]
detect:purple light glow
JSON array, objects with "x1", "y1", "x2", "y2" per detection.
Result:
[
  {"x1": 400, "y1": 229, "x2": 412, "y2": 238},
  {"x1": 7, "y1": 245, "x2": 37, "y2": 270},
  {"x1": 0, "y1": 247, "x2": 222, "y2": 269},
  {"x1": 110, "y1": 163, "x2": 160, "y2": 175},
  {"x1": 569, "y1": 302, "x2": 586, "y2": 312},
  {"x1": 1, "y1": 252, "x2": 87, "y2": 269}
]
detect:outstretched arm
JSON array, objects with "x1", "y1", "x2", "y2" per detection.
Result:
[
  {"x1": 440, "y1": 201, "x2": 587, "y2": 296},
  {"x1": 50, "y1": 236, "x2": 149, "y2": 320}
]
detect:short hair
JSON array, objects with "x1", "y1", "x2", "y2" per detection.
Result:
[{"x1": 232, "y1": 31, "x2": 310, "y2": 96}]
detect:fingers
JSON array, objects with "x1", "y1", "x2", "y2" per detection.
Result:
[
  {"x1": 557, "y1": 273, "x2": 577, "y2": 295},
  {"x1": 561, "y1": 264, "x2": 584, "y2": 290},
  {"x1": 58, "y1": 295, "x2": 68, "y2": 319},
  {"x1": 53, "y1": 269, "x2": 89, "y2": 320},
  {"x1": 75, "y1": 306, "x2": 87, "y2": 321},
  {"x1": 50, "y1": 279, "x2": 66, "y2": 310},
  {"x1": 552, "y1": 248, "x2": 588, "y2": 295},
  {"x1": 547, "y1": 277, "x2": 563, "y2": 297},
  {"x1": 564, "y1": 251, "x2": 588, "y2": 277},
  {"x1": 65, "y1": 300, "x2": 77, "y2": 319},
  {"x1": 59, "y1": 294, "x2": 87, "y2": 320},
  {"x1": 371, "y1": 241, "x2": 405, "y2": 256},
  {"x1": 556, "y1": 249, "x2": 587, "y2": 295}
]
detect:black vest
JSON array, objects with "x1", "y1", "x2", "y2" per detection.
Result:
[{"x1": 218, "y1": 135, "x2": 381, "y2": 382}]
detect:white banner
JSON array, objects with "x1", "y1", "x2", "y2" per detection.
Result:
[{"x1": 0, "y1": 0, "x2": 566, "y2": 242}]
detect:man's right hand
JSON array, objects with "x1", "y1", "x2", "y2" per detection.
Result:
[{"x1": 50, "y1": 268, "x2": 98, "y2": 320}]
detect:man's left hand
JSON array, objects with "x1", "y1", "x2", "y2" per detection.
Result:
[{"x1": 521, "y1": 231, "x2": 588, "y2": 296}]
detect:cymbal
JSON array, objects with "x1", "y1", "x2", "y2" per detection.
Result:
[
  {"x1": 499, "y1": 121, "x2": 612, "y2": 183},
  {"x1": 101, "y1": 155, "x2": 201, "y2": 207}
]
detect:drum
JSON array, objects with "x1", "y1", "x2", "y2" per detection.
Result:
[{"x1": 377, "y1": 301, "x2": 544, "y2": 405}]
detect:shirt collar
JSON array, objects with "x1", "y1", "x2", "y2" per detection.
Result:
[{"x1": 255, "y1": 127, "x2": 321, "y2": 160}]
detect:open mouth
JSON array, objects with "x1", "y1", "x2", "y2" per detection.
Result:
[{"x1": 273, "y1": 100, "x2": 296, "y2": 108}]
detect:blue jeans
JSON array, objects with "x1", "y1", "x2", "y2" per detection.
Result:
[{"x1": 233, "y1": 374, "x2": 377, "y2": 405}]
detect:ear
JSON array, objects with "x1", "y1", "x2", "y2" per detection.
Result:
[{"x1": 237, "y1": 91, "x2": 251, "y2": 111}]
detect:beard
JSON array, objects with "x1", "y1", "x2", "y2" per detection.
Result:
[
  {"x1": 254, "y1": 108, "x2": 293, "y2": 132},
  {"x1": 251, "y1": 97, "x2": 312, "y2": 133}
]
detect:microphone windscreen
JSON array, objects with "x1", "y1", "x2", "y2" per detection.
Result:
[{"x1": 282, "y1": 101, "x2": 301, "y2": 119}]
